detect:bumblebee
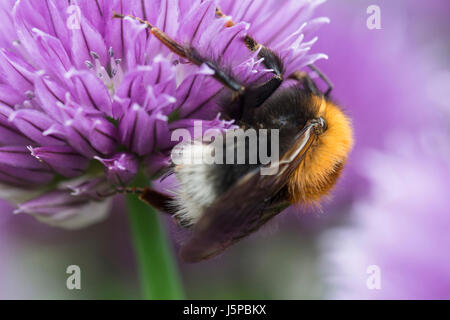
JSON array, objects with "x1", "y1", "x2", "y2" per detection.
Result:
[{"x1": 114, "y1": 9, "x2": 353, "y2": 263}]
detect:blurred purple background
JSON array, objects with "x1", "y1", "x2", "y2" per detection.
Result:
[{"x1": 0, "y1": 0, "x2": 449, "y2": 299}]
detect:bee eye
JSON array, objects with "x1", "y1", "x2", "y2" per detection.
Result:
[
  {"x1": 312, "y1": 117, "x2": 327, "y2": 136},
  {"x1": 319, "y1": 117, "x2": 328, "y2": 130}
]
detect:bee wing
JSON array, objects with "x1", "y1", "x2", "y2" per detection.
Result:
[{"x1": 180, "y1": 125, "x2": 317, "y2": 262}]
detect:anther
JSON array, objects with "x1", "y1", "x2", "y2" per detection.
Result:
[
  {"x1": 90, "y1": 51, "x2": 100, "y2": 60},
  {"x1": 25, "y1": 90, "x2": 35, "y2": 99},
  {"x1": 311, "y1": 117, "x2": 327, "y2": 136}
]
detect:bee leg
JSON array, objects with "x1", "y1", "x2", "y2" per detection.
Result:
[
  {"x1": 308, "y1": 64, "x2": 333, "y2": 97},
  {"x1": 220, "y1": 12, "x2": 285, "y2": 110},
  {"x1": 229, "y1": 71, "x2": 283, "y2": 121},
  {"x1": 216, "y1": 7, "x2": 284, "y2": 79},
  {"x1": 216, "y1": 6, "x2": 285, "y2": 117},
  {"x1": 113, "y1": 12, "x2": 245, "y2": 95},
  {"x1": 115, "y1": 10, "x2": 284, "y2": 117},
  {"x1": 235, "y1": 41, "x2": 284, "y2": 120},
  {"x1": 290, "y1": 71, "x2": 320, "y2": 96},
  {"x1": 137, "y1": 188, "x2": 177, "y2": 215},
  {"x1": 217, "y1": 8, "x2": 334, "y2": 99},
  {"x1": 241, "y1": 75, "x2": 283, "y2": 110},
  {"x1": 244, "y1": 38, "x2": 284, "y2": 78},
  {"x1": 230, "y1": 46, "x2": 284, "y2": 120},
  {"x1": 114, "y1": 186, "x2": 176, "y2": 215}
]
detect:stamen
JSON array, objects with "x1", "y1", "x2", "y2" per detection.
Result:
[
  {"x1": 85, "y1": 48, "x2": 124, "y2": 97},
  {"x1": 23, "y1": 101, "x2": 32, "y2": 109},
  {"x1": 25, "y1": 90, "x2": 35, "y2": 99},
  {"x1": 90, "y1": 51, "x2": 100, "y2": 60}
]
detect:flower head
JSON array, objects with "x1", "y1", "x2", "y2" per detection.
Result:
[{"x1": 0, "y1": 0, "x2": 327, "y2": 228}]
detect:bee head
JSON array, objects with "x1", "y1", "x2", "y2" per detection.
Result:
[{"x1": 288, "y1": 96, "x2": 354, "y2": 204}]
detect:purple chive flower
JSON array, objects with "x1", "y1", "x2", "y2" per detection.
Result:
[{"x1": 0, "y1": 0, "x2": 327, "y2": 228}]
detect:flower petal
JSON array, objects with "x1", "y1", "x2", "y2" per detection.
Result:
[
  {"x1": 29, "y1": 145, "x2": 89, "y2": 178},
  {"x1": 15, "y1": 190, "x2": 112, "y2": 229},
  {"x1": 65, "y1": 69, "x2": 113, "y2": 116},
  {"x1": 9, "y1": 109, "x2": 65, "y2": 146}
]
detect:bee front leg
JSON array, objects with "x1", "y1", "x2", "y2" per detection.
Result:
[
  {"x1": 113, "y1": 12, "x2": 245, "y2": 95},
  {"x1": 240, "y1": 75, "x2": 283, "y2": 114},
  {"x1": 290, "y1": 71, "x2": 321, "y2": 96}
]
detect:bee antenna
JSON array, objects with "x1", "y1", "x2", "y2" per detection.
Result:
[{"x1": 308, "y1": 64, "x2": 333, "y2": 97}]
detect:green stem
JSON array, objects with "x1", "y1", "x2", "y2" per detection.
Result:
[{"x1": 126, "y1": 175, "x2": 184, "y2": 300}]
